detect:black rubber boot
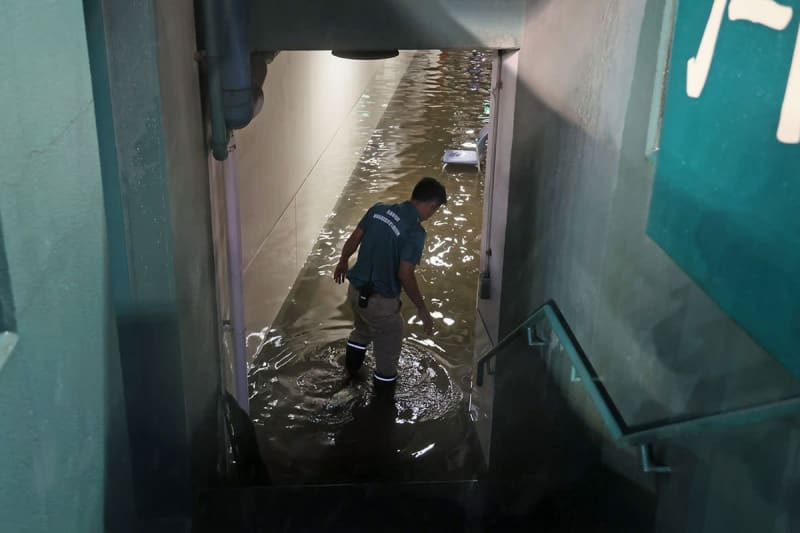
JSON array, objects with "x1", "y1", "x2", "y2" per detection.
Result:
[
  {"x1": 345, "y1": 340, "x2": 367, "y2": 375},
  {"x1": 372, "y1": 371, "x2": 398, "y2": 392}
]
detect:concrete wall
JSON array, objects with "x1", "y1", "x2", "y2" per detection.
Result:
[
  {"x1": 495, "y1": 0, "x2": 800, "y2": 530},
  {"x1": 86, "y1": 0, "x2": 220, "y2": 527},
  {"x1": 224, "y1": 52, "x2": 410, "y2": 343},
  {"x1": 155, "y1": 0, "x2": 222, "y2": 505},
  {"x1": 0, "y1": 2, "x2": 130, "y2": 531}
]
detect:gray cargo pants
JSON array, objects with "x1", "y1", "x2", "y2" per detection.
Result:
[{"x1": 347, "y1": 284, "x2": 404, "y2": 380}]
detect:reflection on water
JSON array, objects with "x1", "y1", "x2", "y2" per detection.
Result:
[
  {"x1": 249, "y1": 50, "x2": 491, "y2": 484},
  {"x1": 251, "y1": 338, "x2": 461, "y2": 429}
]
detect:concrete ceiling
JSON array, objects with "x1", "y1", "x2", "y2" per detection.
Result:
[{"x1": 250, "y1": 0, "x2": 525, "y2": 51}]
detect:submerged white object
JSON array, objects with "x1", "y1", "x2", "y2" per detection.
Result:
[
  {"x1": 443, "y1": 149, "x2": 480, "y2": 166},
  {"x1": 442, "y1": 125, "x2": 490, "y2": 171}
]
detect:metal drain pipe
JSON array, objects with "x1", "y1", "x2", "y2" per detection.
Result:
[
  {"x1": 220, "y1": 0, "x2": 253, "y2": 130},
  {"x1": 201, "y1": 0, "x2": 253, "y2": 411},
  {"x1": 223, "y1": 135, "x2": 248, "y2": 413},
  {"x1": 202, "y1": 0, "x2": 254, "y2": 158},
  {"x1": 201, "y1": 0, "x2": 229, "y2": 161}
]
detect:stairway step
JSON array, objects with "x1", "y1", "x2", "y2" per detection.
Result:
[{"x1": 195, "y1": 480, "x2": 489, "y2": 532}]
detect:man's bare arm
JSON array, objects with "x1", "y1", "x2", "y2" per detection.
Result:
[
  {"x1": 333, "y1": 227, "x2": 364, "y2": 283},
  {"x1": 398, "y1": 260, "x2": 434, "y2": 335}
]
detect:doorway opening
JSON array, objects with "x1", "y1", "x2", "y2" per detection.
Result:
[{"x1": 209, "y1": 48, "x2": 520, "y2": 485}]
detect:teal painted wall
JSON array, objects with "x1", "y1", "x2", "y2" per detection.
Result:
[
  {"x1": 0, "y1": 1, "x2": 131, "y2": 532},
  {"x1": 1, "y1": 0, "x2": 244, "y2": 529},
  {"x1": 648, "y1": 0, "x2": 800, "y2": 375}
]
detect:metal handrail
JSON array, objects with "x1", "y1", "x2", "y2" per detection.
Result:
[
  {"x1": 475, "y1": 299, "x2": 800, "y2": 455},
  {"x1": 0, "y1": 331, "x2": 18, "y2": 372},
  {"x1": 476, "y1": 300, "x2": 627, "y2": 442}
]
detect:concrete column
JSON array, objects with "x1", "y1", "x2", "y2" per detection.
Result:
[{"x1": 85, "y1": 0, "x2": 220, "y2": 525}]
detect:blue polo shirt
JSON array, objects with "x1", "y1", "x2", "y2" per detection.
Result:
[{"x1": 347, "y1": 201, "x2": 426, "y2": 298}]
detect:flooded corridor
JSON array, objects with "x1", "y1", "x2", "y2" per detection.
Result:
[{"x1": 247, "y1": 51, "x2": 492, "y2": 484}]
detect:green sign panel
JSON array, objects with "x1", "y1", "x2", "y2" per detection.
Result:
[{"x1": 648, "y1": 0, "x2": 800, "y2": 375}]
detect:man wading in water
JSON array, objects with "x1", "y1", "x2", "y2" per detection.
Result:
[{"x1": 333, "y1": 177, "x2": 447, "y2": 387}]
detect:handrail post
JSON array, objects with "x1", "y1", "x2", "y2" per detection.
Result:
[
  {"x1": 474, "y1": 298, "x2": 800, "y2": 452},
  {"x1": 640, "y1": 444, "x2": 671, "y2": 474}
]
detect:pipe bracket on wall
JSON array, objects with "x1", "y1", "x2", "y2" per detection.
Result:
[
  {"x1": 527, "y1": 325, "x2": 546, "y2": 347},
  {"x1": 479, "y1": 269, "x2": 491, "y2": 299},
  {"x1": 640, "y1": 444, "x2": 671, "y2": 474}
]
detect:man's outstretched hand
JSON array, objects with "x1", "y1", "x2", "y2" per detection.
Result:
[
  {"x1": 419, "y1": 309, "x2": 434, "y2": 336},
  {"x1": 333, "y1": 259, "x2": 348, "y2": 284}
]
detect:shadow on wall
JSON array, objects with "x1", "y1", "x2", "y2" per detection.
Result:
[
  {"x1": 653, "y1": 417, "x2": 800, "y2": 532},
  {"x1": 103, "y1": 312, "x2": 135, "y2": 533},
  {"x1": 0, "y1": 212, "x2": 15, "y2": 336},
  {"x1": 105, "y1": 313, "x2": 269, "y2": 532},
  {"x1": 487, "y1": 335, "x2": 657, "y2": 531},
  {"x1": 109, "y1": 315, "x2": 268, "y2": 529},
  {"x1": 499, "y1": 81, "x2": 620, "y2": 339},
  {"x1": 114, "y1": 310, "x2": 193, "y2": 522}
]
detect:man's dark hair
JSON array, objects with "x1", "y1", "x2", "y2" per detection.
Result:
[{"x1": 412, "y1": 177, "x2": 447, "y2": 205}]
